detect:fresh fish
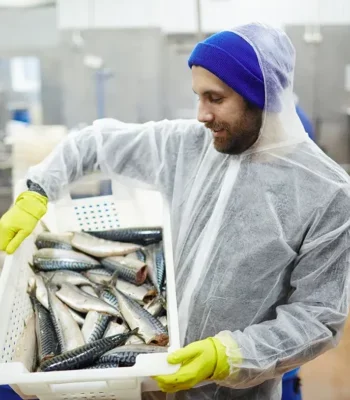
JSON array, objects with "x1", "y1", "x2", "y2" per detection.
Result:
[
  {"x1": 103, "y1": 320, "x2": 128, "y2": 338},
  {"x1": 145, "y1": 243, "x2": 165, "y2": 292},
  {"x1": 13, "y1": 315, "x2": 37, "y2": 372},
  {"x1": 85, "y1": 363, "x2": 119, "y2": 369},
  {"x1": 116, "y1": 279, "x2": 157, "y2": 304},
  {"x1": 85, "y1": 227, "x2": 162, "y2": 246},
  {"x1": 125, "y1": 335, "x2": 145, "y2": 345},
  {"x1": 114, "y1": 289, "x2": 168, "y2": 346},
  {"x1": 55, "y1": 283, "x2": 121, "y2": 316},
  {"x1": 80, "y1": 285, "x2": 99, "y2": 298},
  {"x1": 42, "y1": 270, "x2": 92, "y2": 287},
  {"x1": 99, "y1": 344, "x2": 167, "y2": 367},
  {"x1": 98, "y1": 290, "x2": 124, "y2": 323},
  {"x1": 101, "y1": 256, "x2": 147, "y2": 285},
  {"x1": 40, "y1": 329, "x2": 137, "y2": 372},
  {"x1": 33, "y1": 249, "x2": 100, "y2": 271},
  {"x1": 158, "y1": 316, "x2": 167, "y2": 328},
  {"x1": 47, "y1": 286, "x2": 85, "y2": 352},
  {"x1": 35, "y1": 232, "x2": 74, "y2": 250},
  {"x1": 144, "y1": 297, "x2": 164, "y2": 318},
  {"x1": 84, "y1": 268, "x2": 112, "y2": 285},
  {"x1": 29, "y1": 294, "x2": 60, "y2": 364},
  {"x1": 82, "y1": 311, "x2": 110, "y2": 344},
  {"x1": 68, "y1": 308, "x2": 86, "y2": 326},
  {"x1": 28, "y1": 274, "x2": 49, "y2": 309},
  {"x1": 155, "y1": 245, "x2": 166, "y2": 290},
  {"x1": 125, "y1": 249, "x2": 147, "y2": 263},
  {"x1": 71, "y1": 232, "x2": 141, "y2": 258},
  {"x1": 99, "y1": 289, "x2": 119, "y2": 310}
]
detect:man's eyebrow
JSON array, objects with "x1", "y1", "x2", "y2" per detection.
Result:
[{"x1": 192, "y1": 89, "x2": 225, "y2": 96}]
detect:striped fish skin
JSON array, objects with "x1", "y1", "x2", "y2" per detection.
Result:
[
  {"x1": 47, "y1": 287, "x2": 85, "y2": 353},
  {"x1": 82, "y1": 311, "x2": 111, "y2": 344},
  {"x1": 125, "y1": 250, "x2": 147, "y2": 263},
  {"x1": 42, "y1": 271, "x2": 92, "y2": 287},
  {"x1": 115, "y1": 289, "x2": 168, "y2": 346},
  {"x1": 99, "y1": 344, "x2": 167, "y2": 367},
  {"x1": 35, "y1": 232, "x2": 73, "y2": 251},
  {"x1": 99, "y1": 289, "x2": 119, "y2": 310},
  {"x1": 101, "y1": 256, "x2": 147, "y2": 285},
  {"x1": 99, "y1": 290, "x2": 124, "y2": 323},
  {"x1": 40, "y1": 330, "x2": 137, "y2": 372},
  {"x1": 33, "y1": 249, "x2": 100, "y2": 272},
  {"x1": 85, "y1": 227, "x2": 163, "y2": 246},
  {"x1": 30, "y1": 295, "x2": 60, "y2": 364},
  {"x1": 155, "y1": 245, "x2": 166, "y2": 290}
]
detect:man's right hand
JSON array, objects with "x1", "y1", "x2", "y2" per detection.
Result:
[{"x1": 0, "y1": 191, "x2": 48, "y2": 254}]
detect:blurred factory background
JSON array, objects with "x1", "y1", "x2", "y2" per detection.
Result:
[{"x1": 0, "y1": 2, "x2": 350, "y2": 398}]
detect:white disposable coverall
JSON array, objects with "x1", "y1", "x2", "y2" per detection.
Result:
[{"x1": 27, "y1": 24, "x2": 350, "y2": 399}]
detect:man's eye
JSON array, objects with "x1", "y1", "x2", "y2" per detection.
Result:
[{"x1": 210, "y1": 98, "x2": 223, "y2": 104}]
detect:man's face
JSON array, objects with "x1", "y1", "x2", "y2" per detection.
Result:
[{"x1": 192, "y1": 66, "x2": 263, "y2": 155}]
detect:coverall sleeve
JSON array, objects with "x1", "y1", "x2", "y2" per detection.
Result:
[
  {"x1": 215, "y1": 187, "x2": 350, "y2": 389},
  {"x1": 26, "y1": 118, "x2": 203, "y2": 201}
]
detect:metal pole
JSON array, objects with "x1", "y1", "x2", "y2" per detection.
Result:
[{"x1": 196, "y1": 0, "x2": 204, "y2": 42}]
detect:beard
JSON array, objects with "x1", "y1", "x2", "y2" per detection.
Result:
[{"x1": 206, "y1": 105, "x2": 263, "y2": 155}]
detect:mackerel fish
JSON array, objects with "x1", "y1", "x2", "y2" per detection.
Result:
[
  {"x1": 42, "y1": 270, "x2": 92, "y2": 287},
  {"x1": 144, "y1": 243, "x2": 165, "y2": 292},
  {"x1": 114, "y1": 289, "x2": 168, "y2": 346},
  {"x1": 84, "y1": 268, "x2": 112, "y2": 285},
  {"x1": 29, "y1": 294, "x2": 60, "y2": 364},
  {"x1": 103, "y1": 320, "x2": 128, "y2": 338},
  {"x1": 47, "y1": 286, "x2": 85, "y2": 353},
  {"x1": 68, "y1": 308, "x2": 86, "y2": 326},
  {"x1": 125, "y1": 249, "x2": 147, "y2": 263},
  {"x1": 101, "y1": 256, "x2": 147, "y2": 285},
  {"x1": 80, "y1": 285, "x2": 99, "y2": 298},
  {"x1": 33, "y1": 249, "x2": 100, "y2": 271},
  {"x1": 55, "y1": 283, "x2": 121, "y2": 316},
  {"x1": 116, "y1": 279, "x2": 157, "y2": 304},
  {"x1": 71, "y1": 232, "x2": 141, "y2": 258},
  {"x1": 35, "y1": 232, "x2": 73, "y2": 250},
  {"x1": 85, "y1": 227, "x2": 162, "y2": 246},
  {"x1": 40, "y1": 329, "x2": 138, "y2": 372},
  {"x1": 82, "y1": 311, "x2": 110, "y2": 344},
  {"x1": 28, "y1": 274, "x2": 49, "y2": 309}
]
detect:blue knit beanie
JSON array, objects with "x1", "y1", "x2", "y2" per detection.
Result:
[{"x1": 188, "y1": 30, "x2": 266, "y2": 109}]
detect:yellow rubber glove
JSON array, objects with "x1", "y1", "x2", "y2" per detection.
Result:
[
  {"x1": 154, "y1": 337, "x2": 230, "y2": 393},
  {"x1": 0, "y1": 191, "x2": 48, "y2": 254}
]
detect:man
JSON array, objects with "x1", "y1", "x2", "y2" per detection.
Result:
[{"x1": 1, "y1": 23, "x2": 350, "y2": 400}]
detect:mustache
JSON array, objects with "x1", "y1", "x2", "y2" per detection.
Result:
[{"x1": 205, "y1": 122, "x2": 230, "y2": 131}]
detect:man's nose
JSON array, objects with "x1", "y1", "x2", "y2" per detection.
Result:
[{"x1": 197, "y1": 103, "x2": 214, "y2": 123}]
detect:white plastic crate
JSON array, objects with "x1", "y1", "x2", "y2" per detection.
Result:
[{"x1": 0, "y1": 182, "x2": 180, "y2": 400}]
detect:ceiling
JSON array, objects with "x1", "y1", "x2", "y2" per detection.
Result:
[{"x1": 0, "y1": 0, "x2": 55, "y2": 7}]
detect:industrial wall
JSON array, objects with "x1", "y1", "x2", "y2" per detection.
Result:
[
  {"x1": 0, "y1": 6, "x2": 350, "y2": 167},
  {"x1": 286, "y1": 25, "x2": 350, "y2": 165}
]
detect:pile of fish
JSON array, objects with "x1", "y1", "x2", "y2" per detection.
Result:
[{"x1": 27, "y1": 227, "x2": 168, "y2": 373}]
